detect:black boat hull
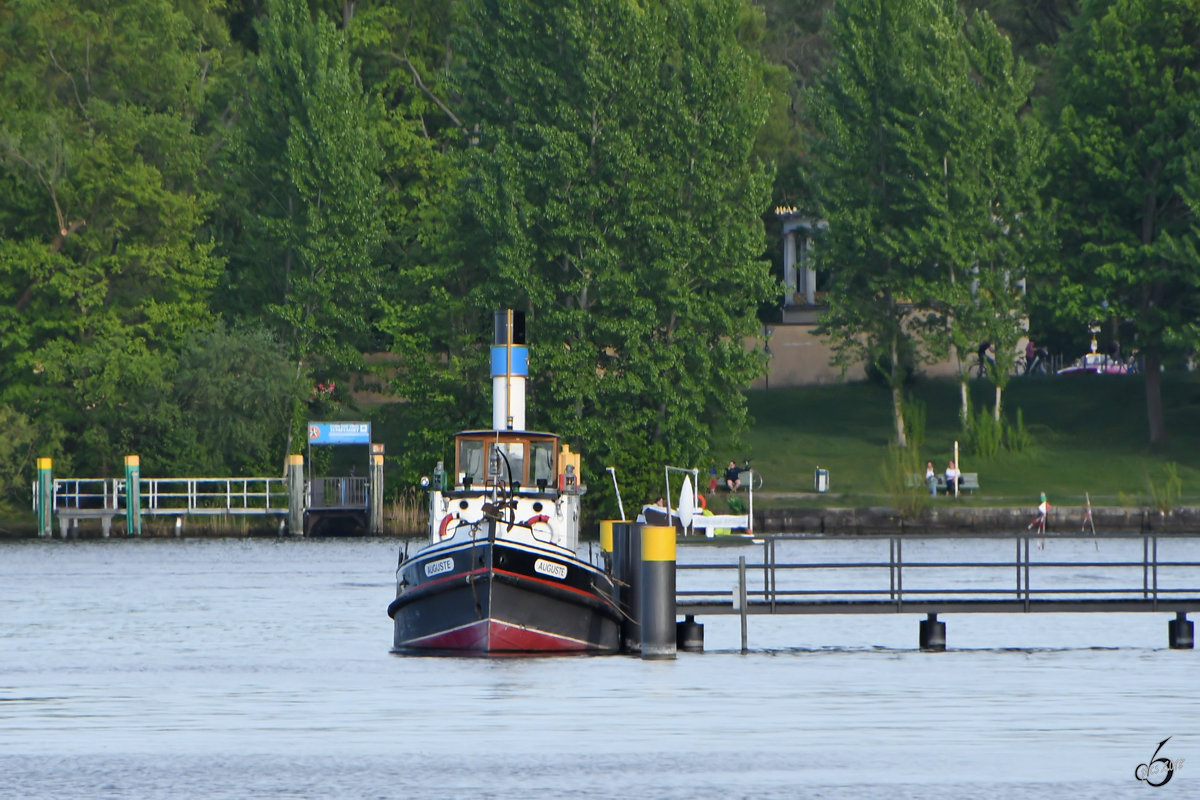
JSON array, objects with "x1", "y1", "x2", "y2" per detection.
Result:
[{"x1": 388, "y1": 532, "x2": 621, "y2": 654}]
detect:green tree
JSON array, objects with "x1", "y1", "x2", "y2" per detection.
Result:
[
  {"x1": 966, "y1": 0, "x2": 1079, "y2": 86},
  {"x1": 0, "y1": 0, "x2": 225, "y2": 475},
  {"x1": 215, "y1": 0, "x2": 385, "y2": 381},
  {"x1": 1044, "y1": 0, "x2": 1200, "y2": 444},
  {"x1": 343, "y1": 1, "x2": 483, "y2": 481},
  {"x1": 806, "y1": 0, "x2": 972, "y2": 446},
  {"x1": 922, "y1": 10, "x2": 1046, "y2": 426},
  {"x1": 405, "y1": 0, "x2": 778, "y2": 506},
  {"x1": 0, "y1": 403, "x2": 39, "y2": 511},
  {"x1": 167, "y1": 322, "x2": 307, "y2": 475}
]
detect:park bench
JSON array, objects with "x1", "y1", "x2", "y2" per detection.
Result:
[{"x1": 906, "y1": 472, "x2": 980, "y2": 494}]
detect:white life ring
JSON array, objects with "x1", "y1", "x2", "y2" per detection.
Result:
[
  {"x1": 522, "y1": 514, "x2": 553, "y2": 538},
  {"x1": 437, "y1": 513, "x2": 459, "y2": 540}
]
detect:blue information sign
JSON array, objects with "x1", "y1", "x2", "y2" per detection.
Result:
[{"x1": 308, "y1": 421, "x2": 372, "y2": 445}]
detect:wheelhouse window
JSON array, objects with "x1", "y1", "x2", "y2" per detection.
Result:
[
  {"x1": 490, "y1": 442, "x2": 525, "y2": 486},
  {"x1": 458, "y1": 440, "x2": 485, "y2": 483},
  {"x1": 454, "y1": 433, "x2": 560, "y2": 489},
  {"x1": 531, "y1": 440, "x2": 555, "y2": 485}
]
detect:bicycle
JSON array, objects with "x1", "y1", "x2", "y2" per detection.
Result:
[
  {"x1": 974, "y1": 354, "x2": 995, "y2": 378},
  {"x1": 1016, "y1": 348, "x2": 1049, "y2": 376},
  {"x1": 738, "y1": 461, "x2": 763, "y2": 492}
]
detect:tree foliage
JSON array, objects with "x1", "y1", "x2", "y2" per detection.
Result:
[
  {"x1": 0, "y1": 0, "x2": 1195, "y2": 514},
  {"x1": 807, "y1": 0, "x2": 1042, "y2": 447},
  {"x1": 404, "y1": 0, "x2": 779, "y2": 507},
  {"x1": 1044, "y1": 0, "x2": 1200, "y2": 444},
  {"x1": 167, "y1": 322, "x2": 307, "y2": 475},
  {"x1": 807, "y1": 0, "x2": 966, "y2": 446},
  {"x1": 215, "y1": 0, "x2": 385, "y2": 373},
  {"x1": 924, "y1": 10, "x2": 1047, "y2": 425},
  {"x1": 0, "y1": 0, "x2": 225, "y2": 475}
]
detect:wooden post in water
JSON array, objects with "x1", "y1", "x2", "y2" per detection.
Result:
[
  {"x1": 36, "y1": 457, "x2": 53, "y2": 538},
  {"x1": 287, "y1": 454, "x2": 305, "y2": 536},
  {"x1": 123, "y1": 455, "x2": 141, "y2": 537},
  {"x1": 639, "y1": 525, "x2": 677, "y2": 660}
]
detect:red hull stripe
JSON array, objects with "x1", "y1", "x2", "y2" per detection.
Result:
[{"x1": 401, "y1": 618, "x2": 595, "y2": 652}]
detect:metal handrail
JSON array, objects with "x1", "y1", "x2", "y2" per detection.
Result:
[
  {"x1": 677, "y1": 532, "x2": 1200, "y2": 610},
  {"x1": 45, "y1": 478, "x2": 119, "y2": 510},
  {"x1": 131, "y1": 476, "x2": 290, "y2": 515},
  {"x1": 81, "y1": 476, "x2": 291, "y2": 516}
]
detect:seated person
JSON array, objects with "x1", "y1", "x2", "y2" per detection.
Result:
[
  {"x1": 945, "y1": 460, "x2": 961, "y2": 495},
  {"x1": 724, "y1": 460, "x2": 742, "y2": 491}
]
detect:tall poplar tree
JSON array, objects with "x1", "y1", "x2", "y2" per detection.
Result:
[
  {"x1": 348, "y1": 1, "x2": 484, "y2": 480},
  {"x1": 1045, "y1": 0, "x2": 1200, "y2": 444},
  {"x1": 806, "y1": 0, "x2": 967, "y2": 447},
  {"x1": 922, "y1": 10, "x2": 1045, "y2": 425},
  {"x1": 216, "y1": 0, "x2": 384, "y2": 378},
  {"x1": 807, "y1": 0, "x2": 1042, "y2": 445}
]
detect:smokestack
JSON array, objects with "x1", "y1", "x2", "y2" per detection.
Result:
[{"x1": 491, "y1": 310, "x2": 528, "y2": 430}]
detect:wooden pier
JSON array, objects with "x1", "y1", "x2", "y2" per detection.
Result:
[{"x1": 676, "y1": 532, "x2": 1200, "y2": 650}]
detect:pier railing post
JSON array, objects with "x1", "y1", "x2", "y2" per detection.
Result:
[
  {"x1": 738, "y1": 555, "x2": 748, "y2": 653},
  {"x1": 36, "y1": 457, "x2": 53, "y2": 538},
  {"x1": 123, "y1": 455, "x2": 141, "y2": 537},
  {"x1": 287, "y1": 454, "x2": 305, "y2": 536},
  {"x1": 919, "y1": 612, "x2": 946, "y2": 651}
]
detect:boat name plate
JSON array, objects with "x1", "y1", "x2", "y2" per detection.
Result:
[
  {"x1": 424, "y1": 557, "x2": 455, "y2": 577},
  {"x1": 534, "y1": 559, "x2": 567, "y2": 580}
]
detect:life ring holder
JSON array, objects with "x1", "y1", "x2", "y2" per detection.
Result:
[
  {"x1": 437, "y1": 513, "x2": 459, "y2": 539},
  {"x1": 522, "y1": 514, "x2": 552, "y2": 542}
]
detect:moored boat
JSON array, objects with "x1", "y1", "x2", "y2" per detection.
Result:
[
  {"x1": 387, "y1": 311, "x2": 621, "y2": 654},
  {"x1": 635, "y1": 470, "x2": 754, "y2": 538}
]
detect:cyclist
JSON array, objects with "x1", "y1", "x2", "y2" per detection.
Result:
[{"x1": 976, "y1": 341, "x2": 994, "y2": 377}]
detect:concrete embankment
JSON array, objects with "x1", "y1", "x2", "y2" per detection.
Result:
[{"x1": 756, "y1": 505, "x2": 1200, "y2": 535}]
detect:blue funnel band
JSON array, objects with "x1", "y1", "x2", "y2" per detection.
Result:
[{"x1": 490, "y1": 345, "x2": 529, "y2": 377}]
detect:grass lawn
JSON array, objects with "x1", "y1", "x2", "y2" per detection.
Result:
[{"x1": 736, "y1": 372, "x2": 1200, "y2": 509}]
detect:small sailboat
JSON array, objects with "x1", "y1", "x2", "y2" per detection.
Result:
[{"x1": 387, "y1": 311, "x2": 622, "y2": 654}]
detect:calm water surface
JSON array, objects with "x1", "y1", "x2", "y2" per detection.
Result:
[{"x1": 1, "y1": 536, "x2": 1197, "y2": 799}]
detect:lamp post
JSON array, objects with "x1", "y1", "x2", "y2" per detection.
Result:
[{"x1": 762, "y1": 325, "x2": 774, "y2": 391}]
